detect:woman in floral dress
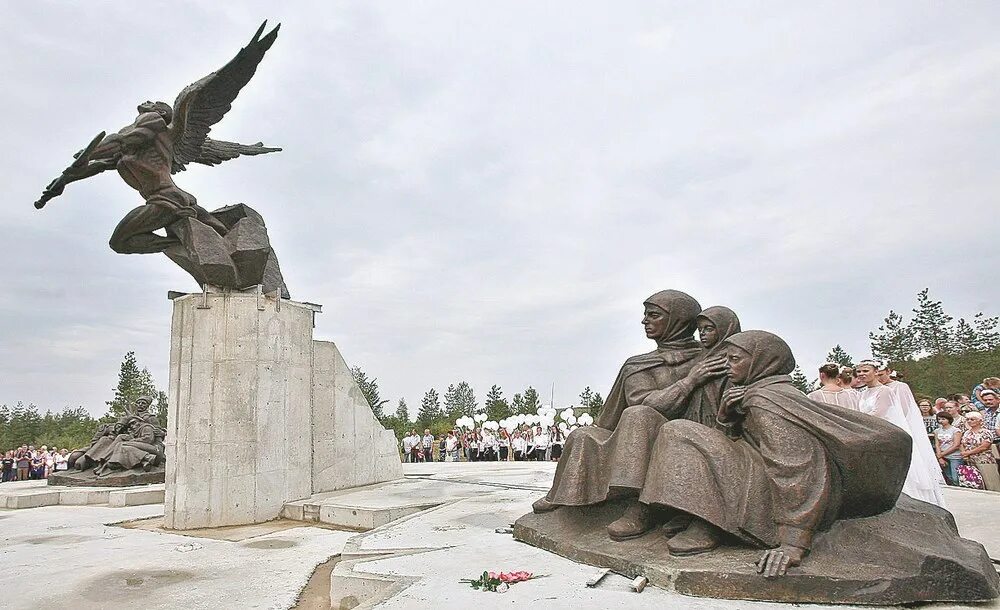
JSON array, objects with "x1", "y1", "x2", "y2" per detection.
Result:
[{"x1": 960, "y1": 411, "x2": 1000, "y2": 491}]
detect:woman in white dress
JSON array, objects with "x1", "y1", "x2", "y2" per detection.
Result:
[
  {"x1": 807, "y1": 363, "x2": 861, "y2": 410},
  {"x1": 856, "y1": 361, "x2": 945, "y2": 508}
]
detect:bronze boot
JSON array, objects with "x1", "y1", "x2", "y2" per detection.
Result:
[
  {"x1": 661, "y1": 513, "x2": 693, "y2": 538},
  {"x1": 532, "y1": 497, "x2": 558, "y2": 514},
  {"x1": 666, "y1": 518, "x2": 723, "y2": 556},
  {"x1": 607, "y1": 501, "x2": 655, "y2": 541}
]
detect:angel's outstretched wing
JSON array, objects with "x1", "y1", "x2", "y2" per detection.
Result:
[
  {"x1": 169, "y1": 21, "x2": 280, "y2": 173},
  {"x1": 176, "y1": 137, "x2": 281, "y2": 171}
]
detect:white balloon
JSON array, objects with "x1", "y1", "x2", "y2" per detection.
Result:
[
  {"x1": 561, "y1": 408, "x2": 574, "y2": 420},
  {"x1": 566, "y1": 415, "x2": 577, "y2": 425},
  {"x1": 571, "y1": 425, "x2": 579, "y2": 431},
  {"x1": 558, "y1": 422, "x2": 568, "y2": 431}
]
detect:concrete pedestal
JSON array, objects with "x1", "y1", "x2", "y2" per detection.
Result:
[{"x1": 164, "y1": 288, "x2": 402, "y2": 530}]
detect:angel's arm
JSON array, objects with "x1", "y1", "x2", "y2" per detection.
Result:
[{"x1": 89, "y1": 113, "x2": 167, "y2": 160}]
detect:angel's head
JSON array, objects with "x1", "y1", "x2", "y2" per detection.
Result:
[{"x1": 137, "y1": 100, "x2": 173, "y2": 123}]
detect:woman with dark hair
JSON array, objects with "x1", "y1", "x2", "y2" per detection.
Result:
[
  {"x1": 640, "y1": 331, "x2": 910, "y2": 577},
  {"x1": 531, "y1": 290, "x2": 730, "y2": 542},
  {"x1": 808, "y1": 363, "x2": 860, "y2": 410},
  {"x1": 934, "y1": 411, "x2": 962, "y2": 485}
]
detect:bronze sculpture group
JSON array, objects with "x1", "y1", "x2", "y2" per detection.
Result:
[
  {"x1": 68, "y1": 396, "x2": 166, "y2": 478},
  {"x1": 530, "y1": 290, "x2": 911, "y2": 578}
]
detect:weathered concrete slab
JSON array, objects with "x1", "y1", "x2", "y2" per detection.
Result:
[
  {"x1": 281, "y1": 478, "x2": 484, "y2": 529},
  {"x1": 109, "y1": 486, "x2": 165, "y2": 507},
  {"x1": 513, "y1": 495, "x2": 999, "y2": 605},
  {"x1": 5, "y1": 489, "x2": 62, "y2": 509},
  {"x1": 58, "y1": 488, "x2": 112, "y2": 506},
  {"x1": 0, "y1": 481, "x2": 163, "y2": 509}
]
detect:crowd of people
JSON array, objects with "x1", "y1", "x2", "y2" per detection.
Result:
[
  {"x1": 807, "y1": 364, "x2": 1000, "y2": 494},
  {"x1": 400, "y1": 425, "x2": 568, "y2": 463},
  {"x1": 1, "y1": 445, "x2": 71, "y2": 482}
]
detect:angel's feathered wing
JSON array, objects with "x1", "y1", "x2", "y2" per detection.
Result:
[{"x1": 169, "y1": 21, "x2": 281, "y2": 174}]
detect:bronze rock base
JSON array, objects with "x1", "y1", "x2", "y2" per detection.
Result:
[{"x1": 513, "y1": 495, "x2": 999, "y2": 605}]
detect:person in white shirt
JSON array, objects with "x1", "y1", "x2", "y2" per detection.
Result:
[
  {"x1": 856, "y1": 360, "x2": 945, "y2": 507},
  {"x1": 512, "y1": 432, "x2": 527, "y2": 461},
  {"x1": 807, "y1": 363, "x2": 860, "y2": 410},
  {"x1": 444, "y1": 431, "x2": 459, "y2": 462},
  {"x1": 54, "y1": 449, "x2": 69, "y2": 472},
  {"x1": 531, "y1": 426, "x2": 549, "y2": 461},
  {"x1": 401, "y1": 431, "x2": 416, "y2": 463}
]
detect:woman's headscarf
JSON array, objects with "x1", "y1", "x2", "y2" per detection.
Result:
[
  {"x1": 643, "y1": 290, "x2": 702, "y2": 347},
  {"x1": 696, "y1": 306, "x2": 741, "y2": 356},
  {"x1": 723, "y1": 330, "x2": 795, "y2": 386}
]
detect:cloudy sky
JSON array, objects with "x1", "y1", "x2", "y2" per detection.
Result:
[{"x1": 2, "y1": 2, "x2": 998, "y2": 417}]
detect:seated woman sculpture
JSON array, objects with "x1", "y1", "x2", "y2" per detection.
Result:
[
  {"x1": 531, "y1": 290, "x2": 732, "y2": 540},
  {"x1": 639, "y1": 330, "x2": 910, "y2": 577}
]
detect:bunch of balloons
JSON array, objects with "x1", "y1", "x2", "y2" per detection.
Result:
[{"x1": 453, "y1": 403, "x2": 596, "y2": 433}]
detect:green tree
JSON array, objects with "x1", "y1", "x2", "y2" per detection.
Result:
[
  {"x1": 825, "y1": 345, "x2": 854, "y2": 367},
  {"x1": 444, "y1": 381, "x2": 477, "y2": 419},
  {"x1": 897, "y1": 348, "x2": 1000, "y2": 399},
  {"x1": 588, "y1": 391, "x2": 605, "y2": 417},
  {"x1": 953, "y1": 318, "x2": 980, "y2": 354},
  {"x1": 869, "y1": 310, "x2": 917, "y2": 363},
  {"x1": 511, "y1": 393, "x2": 525, "y2": 415},
  {"x1": 106, "y1": 352, "x2": 167, "y2": 423},
  {"x1": 579, "y1": 386, "x2": 605, "y2": 417},
  {"x1": 350, "y1": 365, "x2": 389, "y2": 421},
  {"x1": 0, "y1": 403, "x2": 97, "y2": 451},
  {"x1": 416, "y1": 388, "x2": 442, "y2": 430},
  {"x1": 395, "y1": 398, "x2": 410, "y2": 423},
  {"x1": 484, "y1": 385, "x2": 511, "y2": 421},
  {"x1": 910, "y1": 288, "x2": 954, "y2": 356},
  {"x1": 972, "y1": 312, "x2": 1000, "y2": 352},
  {"x1": 790, "y1": 366, "x2": 811, "y2": 394},
  {"x1": 518, "y1": 386, "x2": 540, "y2": 415}
]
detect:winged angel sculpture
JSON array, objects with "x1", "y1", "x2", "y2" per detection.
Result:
[{"x1": 34, "y1": 22, "x2": 289, "y2": 297}]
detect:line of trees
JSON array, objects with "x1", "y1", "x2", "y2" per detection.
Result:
[
  {"x1": 0, "y1": 351, "x2": 168, "y2": 452},
  {"x1": 349, "y1": 367, "x2": 605, "y2": 438},
  {"x1": 792, "y1": 289, "x2": 1000, "y2": 396}
]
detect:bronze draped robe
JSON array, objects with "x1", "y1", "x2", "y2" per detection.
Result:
[
  {"x1": 544, "y1": 340, "x2": 705, "y2": 506},
  {"x1": 640, "y1": 373, "x2": 911, "y2": 550}
]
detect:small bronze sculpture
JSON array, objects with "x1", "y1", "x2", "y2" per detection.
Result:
[
  {"x1": 33, "y1": 22, "x2": 288, "y2": 297},
  {"x1": 68, "y1": 396, "x2": 165, "y2": 477}
]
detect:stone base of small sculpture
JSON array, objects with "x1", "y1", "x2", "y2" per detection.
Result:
[
  {"x1": 513, "y1": 495, "x2": 999, "y2": 605},
  {"x1": 47, "y1": 465, "x2": 164, "y2": 487}
]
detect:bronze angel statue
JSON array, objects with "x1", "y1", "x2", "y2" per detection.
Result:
[{"x1": 34, "y1": 22, "x2": 289, "y2": 297}]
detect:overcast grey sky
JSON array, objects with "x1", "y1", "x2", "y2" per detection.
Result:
[{"x1": 2, "y1": 2, "x2": 998, "y2": 417}]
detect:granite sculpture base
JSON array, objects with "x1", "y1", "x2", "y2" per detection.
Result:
[
  {"x1": 163, "y1": 287, "x2": 402, "y2": 530},
  {"x1": 513, "y1": 495, "x2": 999, "y2": 605},
  {"x1": 47, "y1": 466, "x2": 165, "y2": 487}
]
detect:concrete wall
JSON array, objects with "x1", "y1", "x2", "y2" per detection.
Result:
[
  {"x1": 312, "y1": 341, "x2": 403, "y2": 492},
  {"x1": 165, "y1": 291, "x2": 315, "y2": 529},
  {"x1": 164, "y1": 289, "x2": 401, "y2": 530}
]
